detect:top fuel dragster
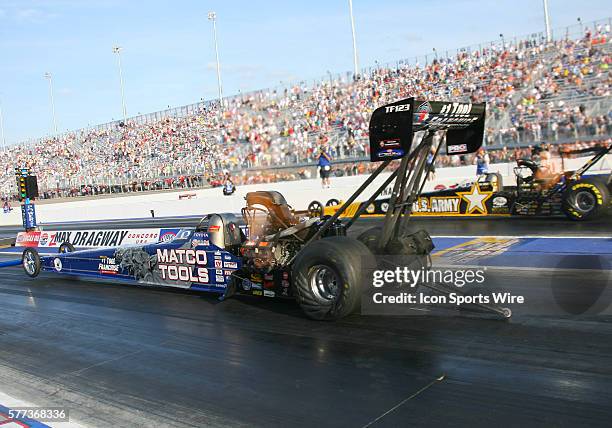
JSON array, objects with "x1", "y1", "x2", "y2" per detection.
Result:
[
  {"x1": 17, "y1": 98, "x2": 512, "y2": 320},
  {"x1": 311, "y1": 143, "x2": 611, "y2": 221}
]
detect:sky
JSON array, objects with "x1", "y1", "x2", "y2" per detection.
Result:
[{"x1": 0, "y1": 0, "x2": 610, "y2": 145}]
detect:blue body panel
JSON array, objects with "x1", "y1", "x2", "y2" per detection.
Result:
[{"x1": 40, "y1": 229, "x2": 241, "y2": 294}]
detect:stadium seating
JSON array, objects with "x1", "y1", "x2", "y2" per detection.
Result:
[{"x1": 1, "y1": 23, "x2": 610, "y2": 199}]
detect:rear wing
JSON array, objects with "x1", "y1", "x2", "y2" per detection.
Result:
[{"x1": 369, "y1": 98, "x2": 486, "y2": 161}]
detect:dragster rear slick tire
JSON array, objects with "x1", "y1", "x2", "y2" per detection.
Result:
[
  {"x1": 562, "y1": 178, "x2": 610, "y2": 221},
  {"x1": 292, "y1": 237, "x2": 373, "y2": 321},
  {"x1": 22, "y1": 248, "x2": 42, "y2": 278},
  {"x1": 356, "y1": 226, "x2": 383, "y2": 253}
]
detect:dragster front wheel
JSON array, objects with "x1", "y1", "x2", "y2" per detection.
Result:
[
  {"x1": 59, "y1": 242, "x2": 75, "y2": 253},
  {"x1": 308, "y1": 200, "x2": 323, "y2": 217},
  {"x1": 22, "y1": 248, "x2": 42, "y2": 278},
  {"x1": 292, "y1": 237, "x2": 373, "y2": 321}
]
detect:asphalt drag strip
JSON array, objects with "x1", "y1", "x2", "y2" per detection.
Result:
[{"x1": 0, "y1": 257, "x2": 611, "y2": 427}]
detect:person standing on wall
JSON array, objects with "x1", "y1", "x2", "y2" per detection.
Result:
[
  {"x1": 474, "y1": 147, "x2": 490, "y2": 176},
  {"x1": 317, "y1": 143, "x2": 333, "y2": 189}
]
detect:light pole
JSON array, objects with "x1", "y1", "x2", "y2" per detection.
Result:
[
  {"x1": 543, "y1": 0, "x2": 552, "y2": 42},
  {"x1": 348, "y1": 0, "x2": 359, "y2": 79},
  {"x1": 0, "y1": 96, "x2": 6, "y2": 151},
  {"x1": 112, "y1": 46, "x2": 128, "y2": 123},
  {"x1": 208, "y1": 11, "x2": 224, "y2": 110},
  {"x1": 432, "y1": 48, "x2": 438, "y2": 60},
  {"x1": 577, "y1": 17, "x2": 583, "y2": 36},
  {"x1": 43, "y1": 72, "x2": 58, "y2": 134},
  {"x1": 499, "y1": 33, "x2": 505, "y2": 48}
]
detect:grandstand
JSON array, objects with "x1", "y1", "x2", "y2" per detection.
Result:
[{"x1": 1, "y1": 18, "x2": 610, "y2": 199}]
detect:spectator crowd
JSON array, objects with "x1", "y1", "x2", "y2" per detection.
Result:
[{"x1": 1, "y1": 22, "x2": 610, "y2": 200}]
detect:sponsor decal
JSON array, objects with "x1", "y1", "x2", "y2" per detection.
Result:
[
  {"x1": 378, "y1": 148, "x2": 405, "y2": 158},
  {"x1": 224, "y1": 270, "x2": 233, "y2": 276},
  {"x1": 379, "y1": 139, "x2": 401, "y2": 148},
  {"x1": 98, "y1": 256, "x2": 119, "y2": 275},
  {"x1": 176, "y1": 229, "x2": 194, "y2": 240},
  {"x1": 159, "y1": 229, "x2": 180, "y2": 243},
  {"x1": 282, "y1": 271, "x2": 289, "y2": 280},
  {"x1": 251, "y1": 281, "x2": 262, "y2": 290},
  {"x1": 53, "y1": 258, "x2": 63, "y2": 272},
  {"x1": 215, "y1": 275, "x2": 225, "y2": 283},
  {"x1": 415, "y1": 101, "x2": 432, "y2": 123},
  {"x1": 456, "y1": 183, "x2": 493, "y2": 214},
  {"x1": 156, "y1": 248, "x2": 209, "y2": 284},
  {"x1": 214, "y1": 260, "x2": 222, "y2": 268},
  {"x1": 215, "y1": 269, "x2": 223, "y2": 275},
  {"x1": 16, "y1": 231, "x2": 41, "y2": 247},
  {"x1": 191, "y1": 231, "x2": 210, "y2": 246},
  {"x1": 224, "y1": 261, "x2": 238, "y2": 269},
  {"x1": 252, "y1": 290, "x2": 263, "y2": 296},
  {"x1": 126, "y1": 231, "x2": 160, "y2": 244},
  {"x1": 412, "y1": 196, "x2": 461, "y2": 214},
  {"x1": 366, "y1": 204, "x2": 376, "y2": 214},
  {"x1": 192, "y1": 239, "x2": 210, "y2": 247},
  {"x1": 193, "y1": 240, "x2": 211, "y2": 248},
  {"x1": 492, "y1": 196, "x2": 508, "y2": 207},
  {"x1": 439, "y1": 102, "x2": 473, "y2": 116},
  {"x1": 281, "y1": 280, "x2": 290, "y2": 296},
  {"x1": 18, "y1": 229, "x2": 163, "y2": 248},
  {"x1": 242, "y1": 279, "x2": 252, "y2": 291},
  {"x1": 264, "y1": 290, "x2": 275, "y2": 298},
  {"x1": 208, "y1": 225, "x2": 221, "y2": 232},
  {"x1": 76, "y1": 230, "x2": 129, "y2": 247},
  {"x1": 264, "y1": 280, "x2": 275, "y2": 290},
  {"x1": 224, "y1": 255, "x2": 232, "y2": 261},
  {"x1": 39, "y1": 233, "x2": 50, "y2": 246},
  {"x1": 447, "y1": 144, "x2": 468, "y2": 154}
]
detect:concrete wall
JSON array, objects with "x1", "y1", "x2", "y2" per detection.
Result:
[{"x1": 0, "y1": 156, "x2": 605, "y2": 227}]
